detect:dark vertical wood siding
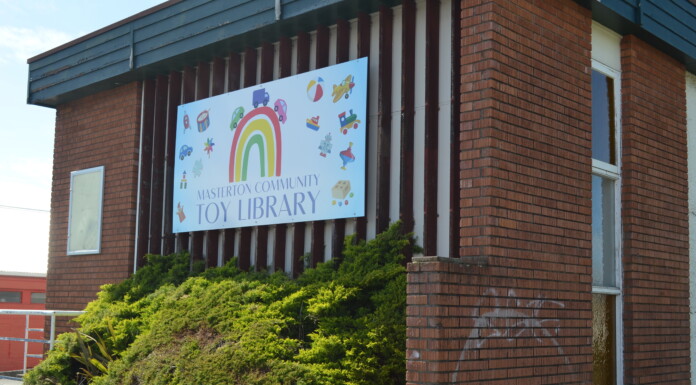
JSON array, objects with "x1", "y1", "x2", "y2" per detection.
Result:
[
  {"x1": 163, "y1": 70, "x2": 181, "y2": 255},
  {"x1": 135, "y1": 0, "x2": 455, "y2": 274}
]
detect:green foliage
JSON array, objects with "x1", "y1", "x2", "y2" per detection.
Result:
[{"x1": 26, "y1": 222, "x2": 417, "y2": 385}]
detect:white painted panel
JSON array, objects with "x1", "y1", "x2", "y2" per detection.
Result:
[
  {"x1": 273, "y1": 42, "x2": 280, "y2": 80},
  {"x1": 437, "y1": 0, "x2": 452, "y2": 257},
  {"x1": 309, "y1": 31, "x2": 317, "y2": 70},
  {"x1": 234, "y1": 228, "x2": 241, "y2": 260},
  {"x1": 592, "y1": 21, "x2": 621, "y2": 72},
  {"x1": 328, "y1": 25, "x2": 337, "y2": 66},
  {"x1": 412, "y1": 0, "x2": 427, "y2": 254},
  {"x1": 267, "y1": 226, "x2": 275, "y2": 270},
  {"x1": 390, "y1": 5, "x2": 403, "y2": 225},
  {"x1": 285, "y1": 224, "x2": 294, "y2": 273},
  {"x1": 686, "y1": 71, "x2": 696, "y2": 384},
  {"x1": 304, "y1": 221, "x2": 312, "y2": 255},
  {"x1": 291, "y1": 36, "x2": 298, "y2": 76},
  {"x1": 349, "y1": 18, "x2": 359, "y2": 60},
  {"x1": 324, "y1": 221, "x2": 333, "y2": 261},
  {"x1": 217, "y1": 230, "x2": 224, "y2": 266},
  {"x1": 250, "y1": 227, "x2": 257, "y2": 267}
]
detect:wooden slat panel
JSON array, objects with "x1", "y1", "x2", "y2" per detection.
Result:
[
  {"x1": 228, "y1": 52, "x2": 241, "y2": 92},
  {"x1": 239, "y1": 47, "x2": 257, "y2": 270},
  {"x1": 274, "y1": 226, "x2": 286, "y2": 272},
  {"x1": 206, "y1": 231, "x2": 219, "y2": 268},
  {"x1": 255, "y1": 42, "x2": 274, "y2": 271},
  {"x1": 376, "y1": 6, "x2": 393, "y2": 235},
  {"x1": 296, "y1": 32, "x2": 310, "y2": 74},
  {"x1": 315, "y1": 25, "x2": 329, "y2": 69},
  {"x1": 190, "y1": 62, "x2": 210, "y2": 263},
  {"x1": 148, "y1": 75, "x2": 168, "y2": 256},
  {"x1": 162, "y1": 70, "x2": 181, "y2": 255},
  {"x1": 292, "y1": 223, "x2": 305, "y2": 277},
  {"x1": 203, "y1": 58, "x2": 227, "y2": 265},
  {"x1": 293, "y1": 31, "x2": 310, "y2": 277},
  {"x1": 136, "y1": 79, "x2": 156, "y2": 268},
  {"x1": 355, "y1": 12, "x2": 371, "y2": 242},
  {"x1": 311, "y1": 25, "x2": 330, "y2": 267},
  {"x1": 223, "y1": 52, "x2": 241, "y2": 266},
  {"x1": 243, "y1": 47, "x2": 257, "y2": 88},
  {"x1": 400, "y1": 0, "x2": 416, "y2": 239},
  {"x1": 331, "y1": 18, "x2": 350, "y2": 262},
  {"x1": 449, "y1": 0, "x2": 461, "y2": 259},
  {"x1": 178, "y1": 66, "x2": 196, "y2": 252},
  {"x1": 279, "y1": 37, "x2": 292, "y2": 78},
  {"x1": 274, "y1": 36, "x2": 293, "y2": 272},
  {"x1": 336, "y1": 19, "x2": 350, "y2": 64},
  {"x1": 423, "y1": 0, "x2": 440, "y2": 256},
  {"x1": 211, "y1": 57, "x2": 225, "y2": 96}
]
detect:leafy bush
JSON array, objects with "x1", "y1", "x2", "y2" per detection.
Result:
[{"x1": 25, "y1": 222, "x2": 417, "y2": 385}]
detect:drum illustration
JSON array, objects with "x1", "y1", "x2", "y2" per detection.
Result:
[{"x1": 197, "y1": 110, "x2": 210, "y2": 132}]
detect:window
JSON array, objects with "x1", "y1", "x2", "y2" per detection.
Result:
[
  {"x1": 31, "y1": 292, "x2": 46, "y2": 304},
  {"x1": 67, "y1": 166, "x2": 105, "y2": 255},
  {"x1": 591, "y1": 61, "x2": 622, "y2": 385},
  {"x1": 0, "y1": 291, "x2": 22, "y2": 303}
]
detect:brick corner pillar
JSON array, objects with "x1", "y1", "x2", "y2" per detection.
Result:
[
  {"x1": 406, "y1": 0, "x2": 594, "y2": 383},
  {"x1": 620, "y1": 34, "x2": 690, "y2": 384},
  {"x1": 46, "y1": 82, "x2": 143, "y2": 333}
]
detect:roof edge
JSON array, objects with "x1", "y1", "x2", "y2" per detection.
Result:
[{"x1": 27, "y1": 0, "x2": 183, "y2": 64}]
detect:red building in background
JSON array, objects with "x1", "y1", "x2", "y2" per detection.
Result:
[{"x1": 0, "y1": 272, "x2": 46, "y2": 372}]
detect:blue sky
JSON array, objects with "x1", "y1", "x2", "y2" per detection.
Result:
[{"x1": 0, "y1": 0, "x2": 163, "y2": 273}]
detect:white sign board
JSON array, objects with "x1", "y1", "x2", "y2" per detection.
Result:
[{"x1": 173, "y1": 58, "x2": 368, "y2": 233}]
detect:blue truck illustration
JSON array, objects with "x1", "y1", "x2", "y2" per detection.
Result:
[{"x1": 252, "y1": 88, "x2": 270, "y2": 108}]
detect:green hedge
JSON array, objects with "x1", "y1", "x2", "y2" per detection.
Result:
[{"x1": 26, "y1": 222, "x2": 418, "y2": 385}]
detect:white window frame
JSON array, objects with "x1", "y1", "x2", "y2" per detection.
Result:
[
  {"x1": 591, "y1": 58, "x2": 623, "y2": 385},
  {"x1": 67, "y1": 166, "x2": 105, "y2": 255}
]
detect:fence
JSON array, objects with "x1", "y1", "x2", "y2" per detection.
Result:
[{"x1": 0, "y1": 309, "x2": 84, "y2": 379}]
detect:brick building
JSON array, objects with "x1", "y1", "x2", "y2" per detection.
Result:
[{"x1": 27, "y1": 0, "x2": 696, "y2": 383}]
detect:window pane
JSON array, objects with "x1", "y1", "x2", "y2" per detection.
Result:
[
  {"x1": 593, "y1": 294, "x2": 616, "y2": 385},
  {"x1": 31, "y1": 292, "x2": 46, "y2": 304},
  {"x1": 592, "y1": 70, "x2": 616, "y2": 164},
  {"x1": 592, "y1": 175, "x2": 616, "y2": 287},
  {"x1": 0, "y1": 291, "x2": 21, "y2": 303},
  {"x1": 68, "y1": 167, "x2": 104, "y2": 254}
]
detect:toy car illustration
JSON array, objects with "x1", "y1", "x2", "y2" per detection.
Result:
[
  {"x1": 274, "y1": 99, "x2": 288, "y2": 123},
  {"x1": 179, "y1": 145, "x2": 193, "y2": 160},
  {"x1": 230, "y1": 106, "x2": 244, "y2": 130},
  {"x1": 332, "y1": 75, "x2": 355, "y2": 103},
  {"x1": 338, "y1": 110, "x2": 361, "y2": 134},
  {"x1": 252, "y1": 88, "x2": 270, "y2": 108}
]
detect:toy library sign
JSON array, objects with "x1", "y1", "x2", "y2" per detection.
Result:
[{"x1": 173, "y1": 58, "x2": 368, "y2": 232}]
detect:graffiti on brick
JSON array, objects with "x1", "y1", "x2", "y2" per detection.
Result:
[{"x1": 451, "y1": 288, "x2": 566, "y2": 383}]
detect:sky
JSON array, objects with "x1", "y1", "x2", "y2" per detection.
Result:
[{"x1": 0, "y1": 0, "x2": 164, "y2": 274}]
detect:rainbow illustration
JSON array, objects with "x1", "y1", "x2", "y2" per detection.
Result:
[{"x1": 229, "y1": 106, "x2": 283, "y2": 182}]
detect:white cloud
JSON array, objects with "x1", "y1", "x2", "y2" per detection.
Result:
[{"x1": 0, "y1": 26, "x2": 73, "y2": 64}]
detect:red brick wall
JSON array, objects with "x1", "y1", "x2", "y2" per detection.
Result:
[
  {"x1": 47, "y1": 82, "x2": 142, "y2": 331},
  {"x1": 407, "y1": 0, "x2": 593, "y2": 383},
  {"x1": 620, "y1": 35, "x2": 690, "y2": 384}
]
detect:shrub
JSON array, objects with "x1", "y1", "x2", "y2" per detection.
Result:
[{"x1": 25, "y1": 222, "x2": 417, "y2": 385}]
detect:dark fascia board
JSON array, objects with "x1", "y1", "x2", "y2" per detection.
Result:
[
  {"x1": 27, "y1": 0, "x2": 399, "y2": 108},
  {"x1": 576, "y1": 0, "x2": 696, "y2": 73}
]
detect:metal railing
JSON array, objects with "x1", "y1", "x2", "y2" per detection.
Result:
[{"x1": 0, "y1": 309, "x2": 84, "y2": 379}]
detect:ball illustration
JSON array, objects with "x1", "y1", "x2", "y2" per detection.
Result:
[{"x1": 306, "y1": 77, "x2": 324, "y2": 102}]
